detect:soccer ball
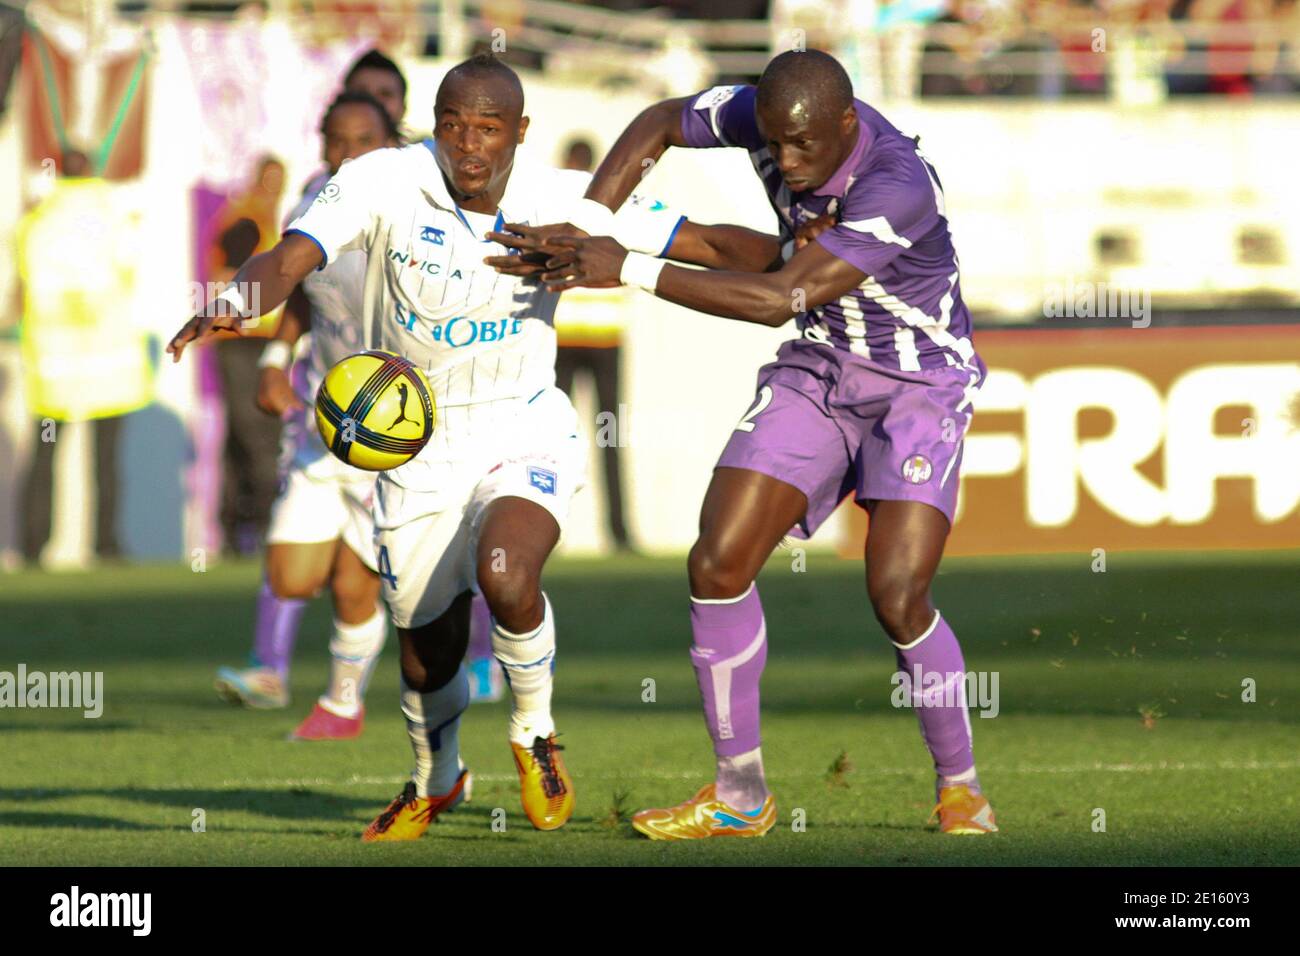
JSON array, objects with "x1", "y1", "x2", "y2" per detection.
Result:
[{"x1": 315, "y1": 349, "x2": 435, "y2": 471}]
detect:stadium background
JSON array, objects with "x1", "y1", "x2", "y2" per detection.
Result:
[
  {"x1": 0, "y1": 0, "x2": 1297, "y2": 872},
  {"x1": 0, "y1": 0, "x2": 1295, "y2": 565}
]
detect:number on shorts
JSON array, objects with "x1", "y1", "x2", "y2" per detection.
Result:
[
  {"x1": 735, "y1": 385, "x2": 773, "y2": 433},
  {"x1": 377, "y1": 545, "x2": 397, "y2": 589}
]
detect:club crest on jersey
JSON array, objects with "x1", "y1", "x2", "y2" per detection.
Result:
[
  {"x1": 901, "y1": 454, "x2": 933, "y2": 484},
  {"x1": 419, "y1": 226, "x2": 445, "y2": 245},
  {"x1": 528, "y1": 466, "x2": 557, "y2": 496}
]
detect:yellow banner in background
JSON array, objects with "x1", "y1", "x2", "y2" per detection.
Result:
[{"x1": 17, "y1": 179, "x2": 154, "y2": 421}]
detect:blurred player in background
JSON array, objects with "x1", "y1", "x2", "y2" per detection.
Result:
[
  {"x1": 210, "y1": 154, "x2": 287, "y2": 557},
  {"x1": 170, "y1": 55, "x2": 687, "y2": 838},
  {"x1": 214, "y1": 91, "x2": 401, "y2": 741},
  {"x1": 552, "y1": 137, "x2": 637, "y2": 553},
  {"x1": 293, "y1": 49, "x2": 412, "y2": 202},
  {"x1": 518, "y1": 49, "x2": 997, "y2": 839},
  {"x1": 213, "y1": 50, "x2": 408, "y2": 718},
  {"x1": 15, "y1": 148, "x2": 150, "y2": 566}
]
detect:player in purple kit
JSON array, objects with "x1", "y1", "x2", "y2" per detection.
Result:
[{"x1": 505, "y1": 49, "x2": 997, "y2": 838}]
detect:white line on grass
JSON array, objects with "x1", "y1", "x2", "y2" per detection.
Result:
[{"x1": 217, "y1": 758, "x2": 1300, "y2": 790}]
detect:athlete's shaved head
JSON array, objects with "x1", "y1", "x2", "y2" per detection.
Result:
[
  {"x1": 754, "y1": 50, "x2": 858, "y2": 194},
  {"x1": 433, "y1": 54, "x2": 530, "y2": 212},
  {"x1": 436, "y1": 53, "x2": 525, "y2": 120},
  {"x1": 756, "y1": 49, "x2": 854, "y2": 119}
]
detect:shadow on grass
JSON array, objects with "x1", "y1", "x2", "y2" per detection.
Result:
[
  {"x1": 0, "y1": 786, "x2": 378, "y2": 823},
  {"x1": 0, "y1": 721, "x2": 136, "y2": 733}
]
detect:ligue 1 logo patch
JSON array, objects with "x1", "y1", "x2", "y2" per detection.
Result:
[
  {"x1": 528, "y1": 466, "x2": 557, "y2": 495},
  {"x1": 901, "y1": 454, "x2": 932, "y2": 484}
]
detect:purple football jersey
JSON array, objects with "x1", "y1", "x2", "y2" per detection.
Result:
[{"x1": 680, "y1": 84, "x2": 978, "y2": 373}]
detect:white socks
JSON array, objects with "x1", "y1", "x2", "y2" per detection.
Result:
[
  {"x1": 491, "y1": 593, "x2": 557, "y2": 745},
  {"x1": 401, "y1": 666, "x2": 469, "y2": 797},
  {"x1": 716, "y1": 746, "x2": 769, "y2": 812},
  {"x1": 320, "y1": 605, "x2": 387, "y2": 719}
]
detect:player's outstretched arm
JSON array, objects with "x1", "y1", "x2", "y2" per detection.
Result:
[
  {"x1": 166, "y1": 233, "x2": 323, "y2": 362},
  {"x1": 543, "y1": 236, "x2": 867, "y2": 328},
  {"x1": 584, "y1": 96, "x2": 692, "y2": 212},
  {"x1": 664, "y1": 212, "x2": 838, "y2": 273},
  {"x1": 663, "y1": 222, "x2": 782, "y2": 273}
]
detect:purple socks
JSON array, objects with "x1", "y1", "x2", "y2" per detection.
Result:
[
  {"x1": 252, "y1": 580, "x2": 307, "y2": 678},
  {"x1": 689, "y1": 584, "x2": 768, "y2": 758},
  {"x1": 893, "y1": 610, "x2": 977, "y2": 784},
  {"x1": 467, "y1": 593, "x2": 493, "y2": 662}
]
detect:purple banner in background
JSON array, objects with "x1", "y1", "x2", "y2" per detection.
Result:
[
  {"x1": 171, "y1": 20, "x2": 370, "y2": 556},
  {"x1": 188, "y1": 185, "x2": 232, "y2": 556}
]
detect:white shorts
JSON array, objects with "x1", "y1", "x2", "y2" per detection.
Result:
[
  {"x1": 374, "y1": 386, "x2": 587, "y2": 630},
  {"x1": 266, "y1": 405, "x2": 379, "y2": 571}
]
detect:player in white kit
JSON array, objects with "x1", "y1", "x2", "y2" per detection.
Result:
[{"x1": 168, "y1": 55, "x2": 685, "y2": 839}]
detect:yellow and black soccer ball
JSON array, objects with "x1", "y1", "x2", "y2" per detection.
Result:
[{"x1": 315, "y1": 350, "x2": 435, "y2": 471}]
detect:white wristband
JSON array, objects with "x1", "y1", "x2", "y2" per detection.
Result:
[
  {"x1": 210, "y1": 284, "x2": 247, "y2": 317},
  {"x1": 568, "y1": 197, "x2": 617, "y2": 237},
  {"x1": 620, "y1": 252, "x2": 666, "y2": 293},
  {"x1": 258, "y1": 340, "x2": 293, "y2": 370}
]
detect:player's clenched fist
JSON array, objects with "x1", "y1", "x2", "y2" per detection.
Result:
[
  {"x1": 256, "y1": 366, "x2": 304, "y2": 416},
  {"x1": 540, "y1": 236, "x2": 627, "y2": 292}
]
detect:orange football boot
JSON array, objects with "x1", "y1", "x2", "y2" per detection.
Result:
[
  {"x1": 929, "y1": 784, "x2": 998, "y2": 835},
  {"x1": 361, "y1": 770, "x2": 471, "y2": 842},
  {"x1": 510, "y1": 735, "x2": 573, "y2": 831}
]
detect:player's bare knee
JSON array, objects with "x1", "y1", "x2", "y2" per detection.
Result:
[
  {"x1": 869, "y1": 582, "x2": 931, "y2": 644},
  {"x1": 688, "y1": 540, "x2": 749, "y2": 600},
  {"x1": 268, "y1": 566, "x2": 321, "y2": 601},
  {"x1": 478, "y1": 565, "x2": 542, "y2": 632},
  {"x1": 331, "y1": 571, "x2": 379, "y2": 623}
]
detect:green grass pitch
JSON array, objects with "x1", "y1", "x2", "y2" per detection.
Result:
[{"x1": 1, "y1": 550, "x2": 1296, "y2": 866}]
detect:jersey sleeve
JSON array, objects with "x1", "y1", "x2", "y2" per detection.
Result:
[
  {"x1": 814, "y1": 157, "x2": 940, "y2": 277},
  {"x1": 612, "y1": 194, "x2": 686, "y2": 257},
  {"x1": 679, "y1": 85, "x2": 762, "y2": 150},
  {"x1": 283, "y1": 150, "x2": 390, "y2": 269},
  {"x1": 532, "y1": 167, "x2": 593, "y2": 225}
]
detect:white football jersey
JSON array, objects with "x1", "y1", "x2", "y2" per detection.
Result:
[{"x1": 285, "y1": 139, "x2": 682, "y2": 491}]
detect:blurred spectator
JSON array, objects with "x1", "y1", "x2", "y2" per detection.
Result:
[
  {"x1": 912, "y1": 0, "x2": 1296, "y2": 97},
  {"x1": 209, "y1": 155, "x2": 286, "y2": 557},
  {"x1": 1255, "y1": 0, "x2": 1300, "y2": 91},
  {"x1": 15, "y1": 149, "x2": 151, "y2": 565}
]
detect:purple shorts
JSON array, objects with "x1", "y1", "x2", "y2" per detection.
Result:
[{"x1": 716, "y1": 339, "x2": 986, "y2": 539}]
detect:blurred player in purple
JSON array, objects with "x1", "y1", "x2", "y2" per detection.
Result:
[{"x1": 513, "y1": 49, "x2": 997, "y2": 838}]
